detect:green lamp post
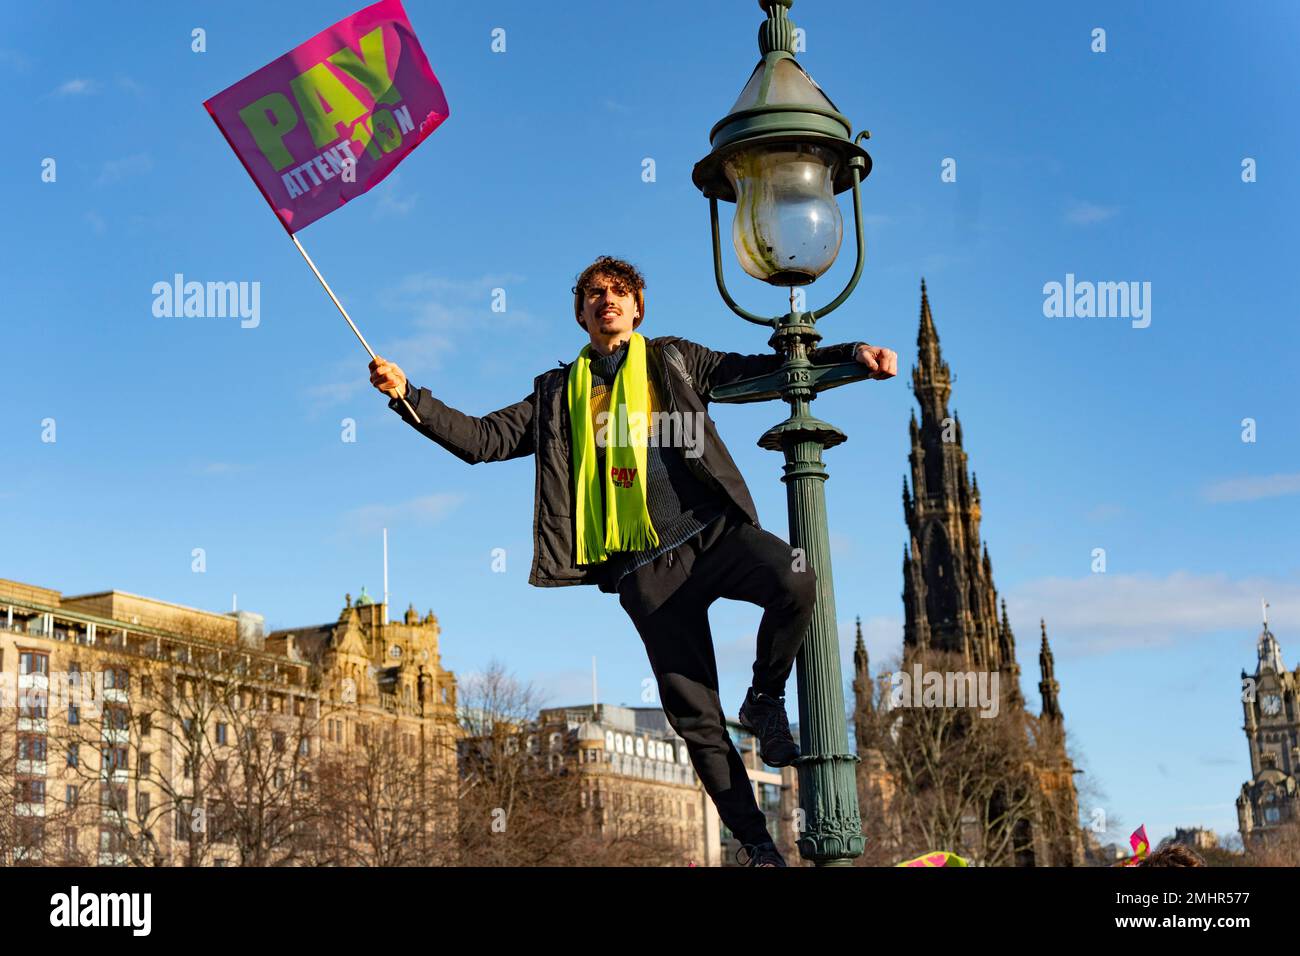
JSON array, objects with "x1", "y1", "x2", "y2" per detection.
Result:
[{"x1": 691, "y1": 0, "x2": 874, "y2": 866}]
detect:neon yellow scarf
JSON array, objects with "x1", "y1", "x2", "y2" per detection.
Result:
[{"x1": 568, "y1": 332, "x2": 659, "y2": 565}]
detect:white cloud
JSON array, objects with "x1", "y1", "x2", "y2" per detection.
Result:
[
  {"x1": 0, "y1": 49, "x2": 32, "y2": 71},
  {"x1": 1005, "y1": 571, "x2": 1300, "y2": 655},
  {"x1": 343, "y1": 493, "x2": 464, "y2": 534},
  {"x1": 1202, "y1": 472, "x2": 1300, "y2": 503},
  {"x1": 97, "y1": 152, "x2": 153, "y2": 186},
  {"x1": 1065, "y1": 200, "x2": 1119, "y2": 225},
  {"x1": 372, "y1": 173, "x2": 417, "y2": 218},
  {"x1": 52, "y1": 78, "x2": 96, "y2": 96},
  {"x1": 304, "y1": 378, "x2": 367, "y2": 408}
]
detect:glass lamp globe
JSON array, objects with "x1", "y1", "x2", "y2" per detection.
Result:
[{"x1": 722, "y1": 142, "x2": 843, "y2": 286}]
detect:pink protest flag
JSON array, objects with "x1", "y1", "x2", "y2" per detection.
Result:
[
  {"x1": 1118, "y1": 824, "x2": 1151, "y2": 867},
  {"x1": 203, "y1": 0, "x2": 450, "y2": 423},
  {"x1": 203, "y1": 0, "x2": 448, "y2": 234}
]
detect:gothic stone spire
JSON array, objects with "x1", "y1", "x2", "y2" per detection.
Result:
[{"x1": 903, "y1": 280, "x2": 1000, "y2": 673}]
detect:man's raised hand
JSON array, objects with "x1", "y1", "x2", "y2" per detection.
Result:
[
  {"x1": 369, "y1": 356, "x2": 408, "y2": 399},
  {"x1": 855, "y1": 343, "x2": 898, "y2": 380}
]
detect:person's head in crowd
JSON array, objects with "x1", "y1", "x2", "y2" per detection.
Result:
[{"x1": 1141, "y1": 843, "x2": 1206, "y2": 867}]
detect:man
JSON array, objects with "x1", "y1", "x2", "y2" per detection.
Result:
[{"x1": 369, "y1": 255, "x2": 897, "y2": 866}]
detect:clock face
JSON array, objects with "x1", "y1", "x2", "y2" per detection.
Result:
[
  {"x1": 389, "y1": 645, "x2": 403, "y2": 659},
  {"x1": 1262, "y1": 694, "x2": 1282, "y2": 716}
]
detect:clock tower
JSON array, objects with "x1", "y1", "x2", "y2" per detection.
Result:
[{"x1": 1237, "y1": 604, "x2": 1300, "y2": 846}]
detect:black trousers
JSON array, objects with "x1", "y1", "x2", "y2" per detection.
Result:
[{"x1": 617, "y1": 506, "x2": 818, "y2": 847}]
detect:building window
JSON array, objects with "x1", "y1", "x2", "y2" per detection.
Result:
[
  {"x1": 299, "y1": 737, "x2": 310, "y2": 756},
  {"x1": 216, "y1": 722, "x2": 228, "y2": 746},
  {"x1": 66, "y1": 742, "x2": 78, "y2": 768},
  {"x1": 18, "y1": 779, "x2": 46, "y2": 804},
  {"x1": 68, "y1": 701, "x2": 80, "y2": 725},
  {"x1": 18, "y1": 735, "x2": 47, "y2": 761},
  {"x1": 66, "y1": 784, "x2": 79, "y2": 807},
  {"x1": 19, "y1": 690, "x2": 47, "y2": 719},
  {"x1": 273, "y1": 732, "x2": 285, "y2": 753},
  {"x1": 64, "y1": 827, "x2": 78, "y2": 854},
  {"x1": 102, "y1": 746, "x2": 129, "y2": 772},
  {"x1": 140, "y1": 675, "x2": 153, "y2": 696},
  {"x1": 100, "y1": 783, "x2": 127, "y2": 813},
  {"x1": 16, "y1": 819, "x2": 45, "y2": 859},
  {"x1": 140, "y1": 712, "x2": 151, "y2": 736},
  {"x1": 20, "y1": 652, "x2": 49, "y2": 675},
  {"x1": 100, "y1": 827, "x2": 128, "y2": 857},
  {"x1": 106, "y1": 705, "x2": 129, "y2": 731},
  {"x1": 139, "y1": 753, "x2": 151, "y2": 777},
  {"x1": 214, "y1": 760, "x2": 227, "y2": 783},
  {"x1": 103, "y1": 667, "x2": 128, "y2": 692},
  {"x1": 137, "y1": 791, "x2": 151, "y2": 818}
]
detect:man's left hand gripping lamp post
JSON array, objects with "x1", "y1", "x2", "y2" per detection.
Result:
[{"x1": 690, "y1": 0, "x2": 875, "y2": 866}]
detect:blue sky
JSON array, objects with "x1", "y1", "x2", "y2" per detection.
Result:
[{"x1": 3, "y1": 1, "x2": 1298, "y2": 850}]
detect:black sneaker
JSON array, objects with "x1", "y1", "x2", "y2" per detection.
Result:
[
  {"x1": 736, "y1": 841, "x2": 788, "y2": 867},
  {"x1": 738, "y1": 687, "x2": 800, "y2": 767}
]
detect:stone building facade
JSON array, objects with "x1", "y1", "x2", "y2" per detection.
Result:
[
  {"x1": 0, "y1": 577, "x2": 460, "y2": 866},
  {"x1": 538, "y1": 703, "x2": 800, "y2": 866}
]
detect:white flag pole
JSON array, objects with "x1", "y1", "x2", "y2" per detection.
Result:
[{"x1": 290, "y1": 233, "x2": 422, "y2": 424}]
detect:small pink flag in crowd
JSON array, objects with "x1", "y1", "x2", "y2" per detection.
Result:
[
  {"x1": 1120, "y1": 824, "x2": 1151, "y2": 866},
  {"x1": 204, "y1": 0, "x2": 449, "y2": 233}
]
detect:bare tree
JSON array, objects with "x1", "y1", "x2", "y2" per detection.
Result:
[
  {"x1": 311, "y1": 715, "x2": 456, "y2": 866},
  {"x1": 63, "y1": 639, "x2": 324, "y2": 867},
  {"x1": 855, "y1": 648, "x2": 1083, "y2": 867},
  {"x1": 1242, "y1": 819, "x2": 1300, "y2": 866},
  {"x1": 456, "y1": 659, "x2": 681, "y2": 866}
]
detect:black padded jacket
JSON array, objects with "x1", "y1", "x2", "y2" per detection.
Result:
[{"x1": 386, "y1": 335, "x2": 864, "y2": 589}]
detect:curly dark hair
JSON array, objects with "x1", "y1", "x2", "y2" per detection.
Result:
[
  {"x1": 572, "y1": 256, "x2": 646, "y2": 329},
  {"x1": 1141, "y1": 843, "x2": 1206, "y2": 867}
]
